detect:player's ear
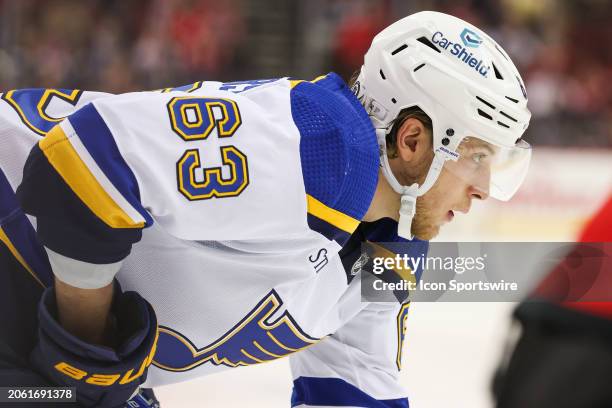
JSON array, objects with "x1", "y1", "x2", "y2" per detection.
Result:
[{"x1": 394, "y1": 117, "x2": 431, "y2": 163}]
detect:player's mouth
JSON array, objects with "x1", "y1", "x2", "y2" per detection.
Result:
[
  {"x1": 446, "y1": 204, "x2": 471, "y2": 223},
  {"x1": 446, "y1": 210, "x2": 455, "y2": 222}
]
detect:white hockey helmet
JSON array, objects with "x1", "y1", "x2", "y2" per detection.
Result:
[{"x1": 353, "y1": 11, "x2": 532, "y2": 238}]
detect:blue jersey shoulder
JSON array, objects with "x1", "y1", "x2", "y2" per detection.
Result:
[{"x1": 290, "y1": 73, "x2": 378, "y2": 244}]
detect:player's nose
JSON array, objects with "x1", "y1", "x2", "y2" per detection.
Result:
[
  {"x1": 470, "y1": 165, "x2": 491, "y2": 201},
  {"x1": 469, "y1": 184, "x2": 489, "y2": 201}
]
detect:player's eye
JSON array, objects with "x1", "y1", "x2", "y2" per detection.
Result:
[{"x1": 471, "y1": 152, "x2": 488, "y2": 164}]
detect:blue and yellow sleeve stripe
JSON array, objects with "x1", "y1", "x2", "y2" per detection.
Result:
[
  {"x1": 17, "y1": 103, "x2": 152, "y2": 264},
  {"x1": 39, "y1": 116, "x2": 147, "y2": 229},
  {"x1": 306, "y1": 194, "x2": 360, "y2": 244},
  {"x1": 306, "y1": 194, "x2": 360, "y2": 234}
]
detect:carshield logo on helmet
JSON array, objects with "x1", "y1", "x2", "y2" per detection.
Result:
[
  {"x1": 460, "y1": 28, "x2": 483, "y2": 48},
  {"x1": 431, "y1": 31, "x2": 490, "y2": 77}
]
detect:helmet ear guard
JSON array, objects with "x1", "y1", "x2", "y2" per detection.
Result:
[
  {"x1": 376, "y1": 126, "x2": 459, "y2": 240},
  {"x1": 358, "y1": 11, "x2": 532, "y2": 239}
]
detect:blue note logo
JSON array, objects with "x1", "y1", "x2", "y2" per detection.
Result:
[
  {"x1": 153, "y1": 290, "x2": 319, "y2": 371},
  {"x1": 460, "y1": 28, "x2": 483, "y2": 48}
]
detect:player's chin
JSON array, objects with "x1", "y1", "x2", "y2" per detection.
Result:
[{"x1": 411, "y1": 223, "x2": 441, "y2": 241}]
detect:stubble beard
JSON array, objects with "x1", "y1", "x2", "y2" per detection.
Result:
[{"x1": 411, "y1": 192, "x2": 441, "y2": 241}]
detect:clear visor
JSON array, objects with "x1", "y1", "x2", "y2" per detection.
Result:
[{"x1": 444, "y1": 137, "x2": 532, "y2": 201}]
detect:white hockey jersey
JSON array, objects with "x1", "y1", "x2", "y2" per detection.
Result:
[{"x1": 1, "y1": 74, "x2": 428, "y2": 407}]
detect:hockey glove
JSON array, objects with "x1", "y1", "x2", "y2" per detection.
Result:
[{"x1": 30, "y1": 282, "x2": 158, "y2": 407}]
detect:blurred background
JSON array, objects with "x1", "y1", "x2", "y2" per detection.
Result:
[
  {"x1": 1, "y1": 0, "x2": 611, "y2": 148},
  {"x1": 1, "y1": 0, "x2": 610, "y2": 406}
]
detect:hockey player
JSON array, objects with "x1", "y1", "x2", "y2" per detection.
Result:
[{"x1": 1, "y1": 11, "x2": 531, "y2": 407}]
